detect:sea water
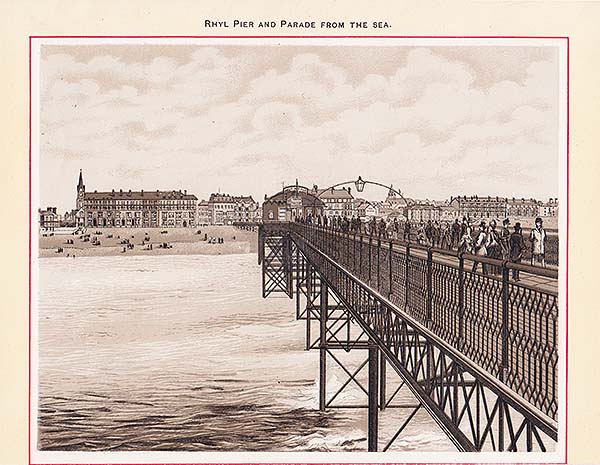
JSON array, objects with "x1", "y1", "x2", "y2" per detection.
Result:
[{"x1": 37, "y1": 254, "x2": 452, "y2": 452}]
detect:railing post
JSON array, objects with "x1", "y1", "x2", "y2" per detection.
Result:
[
  {"x1": 306, "y1": 264, "x2": 312, "y2": 351},
  {"x1": 368, "y1": 236, "x2": 372, "y2": 285},
  {"x1": 458, "y1": 253, "x2": 465, "y2": 349},
  {"x1": 329, "y1": 224, "x2": 333, "y2": 257},
  {"x1": 347, "y1": 230, "x2": 350, "y2": 268},
  {"x1": 499, "y1": 260, "x2": 508, "y2": 452},
  {"x1": 286, "y1": 234, "x2": 293, "y2": 298},
  {"x1": 359, "y1": 234, "x2": 363, "y2": 279},
  {"x1": 426, "y1": 248, "x2": 433, "y2": 324},
  {"x1": 296, "y1": 251, "x2": 301, "y2": 319},
  {"x1": 353, "y1": 233, "x2": 357, "y2": 272},
  {"x1": 501, "y1": 262, "x2": 509, "y2": 380},
  {"x1": 377, "y1": 238, "x2": 381, "y2": 289},
  {"x1": 388, "y1": 240, "x2": 393, "y2": 299},
  {"x1": 405, "y1": 243, "x2": 410, "y2": 310}
]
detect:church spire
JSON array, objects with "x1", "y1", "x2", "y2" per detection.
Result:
[
  {"x1": 77, "y1": 169, "x2": 84, "y2": 191},
  {"x1": 76, "y1": 169, "x2": 85, "y2": 212}
]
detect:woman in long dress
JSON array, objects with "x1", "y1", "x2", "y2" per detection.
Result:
[{"x1": 471, "y1": 221, "x2": 488, "y2": 274}]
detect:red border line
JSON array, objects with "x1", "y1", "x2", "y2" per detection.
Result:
[
  {"x1": 28, "y1": 34, "x2": 33, "y2": 465},
  {"x1": 564, "y1": 36, "x2": 570, "y2": 465},
  {"x1": 28, "y1": 35, "x2": 570, "y2": 465}
]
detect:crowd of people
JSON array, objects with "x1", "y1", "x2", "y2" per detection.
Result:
[{"x1": 294, "y1": 214, "x2": 549, "y2": 278}]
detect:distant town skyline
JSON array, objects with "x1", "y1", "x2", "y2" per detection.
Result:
[
  {"x1": 42, "y1": 168, "x2": 560, "y2": 214},
  {"x1": 38, "y1": 42, "x2": 562, "y2": 212}
]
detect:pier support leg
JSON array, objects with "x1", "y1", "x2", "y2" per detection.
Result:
[
  {"x1": 306, "y1": 265, "x2": 312, "y2": 351},
  {"x1": 295, "y1": 253, "x2": 301, "y2": 319},
  {"x1": 368, "y1": 342, "x2": 379, "y2": 452},
  {"x1": 319, "y1": 281, "x2": 329, "y2": 411},
  {"x1": 379, "y1": 350, "x2": 386, "y2": 411}
]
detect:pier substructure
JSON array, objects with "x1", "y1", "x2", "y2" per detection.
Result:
[
  {"x1": 259, "y1": 223, "x2": 558, "y2": 453},
  {"x1": 298, "y1": 271, "x2": 430, "y2": 451}
]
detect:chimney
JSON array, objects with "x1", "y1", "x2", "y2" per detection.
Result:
[
  {"x1": 141, "y1": 189, "x2": 144, "y2": 196},
  {"x1": 184, "y1": 189, "x2": 187, "y2": 195},
  {"x1": 120, "y1": 189, "x2": 123, "y2": 194}
]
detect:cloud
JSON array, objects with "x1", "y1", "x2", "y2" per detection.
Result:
[{"x1": 39, "y1": 44, "x2": 561, "y2": 212}]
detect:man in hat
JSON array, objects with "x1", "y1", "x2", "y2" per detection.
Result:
[
  {"x1": 451, "y1": 218, "x2": 461, "y2": 249},
  {"x1": 403, "y1": 219, "x2": 411, "y2": 242},
  {"x1": 510, "y1": 222, "x2": 525, "y2": 281},
  {"x1": 530, "y1": 217, "x2": 547, "y2": 267},
  {"x1": 500, "y1": 218, "x2": 511, "y2": 260}
]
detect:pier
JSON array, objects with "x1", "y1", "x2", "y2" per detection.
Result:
[{"x1": 258, "y1": 221, "x2": 559, "y2": 452}]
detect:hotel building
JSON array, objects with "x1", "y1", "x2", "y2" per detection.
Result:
[{"x1": 75, "y1": 171, "x2": 197, "y2": 228}]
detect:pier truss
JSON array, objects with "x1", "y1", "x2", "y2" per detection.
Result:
[{"x1": 258, "y1": 222, "x2": 559, "y2": 452}]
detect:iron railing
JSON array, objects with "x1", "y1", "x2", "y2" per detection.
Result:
[{"x1": 285, "y1": 222, "x2": 559, "y2": 422}]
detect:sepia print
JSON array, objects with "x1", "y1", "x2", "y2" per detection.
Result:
[{"x1": 31, "y1": 37, "x2": 567, "y2": 462}]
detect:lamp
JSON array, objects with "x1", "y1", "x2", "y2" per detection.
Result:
[{"x1": 355, "y1": 176, "x2": 366, "y2": 193}]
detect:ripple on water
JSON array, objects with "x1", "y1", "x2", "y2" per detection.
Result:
[{"x1": 37, "y1": 254, "x2": 453, "y2": 452}]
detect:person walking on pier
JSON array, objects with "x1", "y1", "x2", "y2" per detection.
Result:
[
  {"x1": 425, "y1": 220, "x2": 433, "y2": 245},
  {"x1": 486, "y1": 220, "x2": 502, "y2": 274},
  {"x1": 378, "y1": 218, "x2": 387, "y2": 238},
  {"x1": 460, "y1": 217, "x2": 469, "y2": 238},
  {"x1": 451, "y1": 219, "x2": 461, "y2": 249},
  {"x1": 472, "y1": 221, "x2": 489, "y2": 274},
  {"x1": 441, "y1": 221, "x2": 452, "y2": 249},
  {"x1": 403, "y1": 220, "x2": 411, "y2": 242},
  {"x1": 500, "y1": 218, "x2": 511, "y2": 260},
  {"x1": 530, "y1": 217, "x2": 548, "y2": 267},
  {"x1": 432, "y1": 222, "x2": 441, "y2": 248},
  {"x1": 509, "y1": 222, "x2": 525, "y2": 281},
  {"x1": 458, "y1": 227, "x2": 473, "y2": 254},
  {"x1": 369, "y1": 217, "x2": 377, "y2": 237}
]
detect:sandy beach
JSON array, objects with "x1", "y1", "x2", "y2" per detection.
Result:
[{"x1": 39, "y1": 226, "x2": 258, "y2": 258}]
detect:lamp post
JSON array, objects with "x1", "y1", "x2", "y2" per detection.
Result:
[
  {"x1": 313, "y1": 176, "x2": 409, "y2": 203},
  {"x1": 307, "y1": 176, "x2": 412, "y2": 233},
  {"x1": 313, "y1": 176, "x2": 411, "y2": 213}
]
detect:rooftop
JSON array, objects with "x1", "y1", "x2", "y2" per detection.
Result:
[
  {"x1": 209, "y1": 193, "x2": 256, "y2": 203},
  {"x1": 313, "y1": 186, "x2": 354, "y2": 200},
  {"x1": 84, "y1": 190, "x2": 197, "y2": 201}
]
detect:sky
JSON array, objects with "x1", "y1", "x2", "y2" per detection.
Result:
[{"x1": 38, "y1": 43, "x2": 561, "y2": 213}]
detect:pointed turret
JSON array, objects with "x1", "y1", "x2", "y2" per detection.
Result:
[
  {"x1": 77, "y1": 169, "x2": 85, "y2": 191},
  {"x1": 387, "y1": 184, "x2": 397, "y2": 198},
  {"x1": 76, "y1": 169, "x2": 85, "y2": 211}
]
